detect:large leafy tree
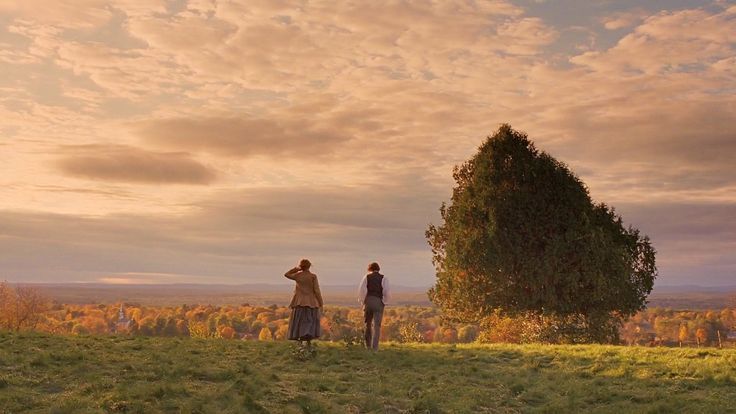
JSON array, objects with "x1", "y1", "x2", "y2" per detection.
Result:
[{"x1": 426, "y1": 125, "x2": 656, "y2": 343}]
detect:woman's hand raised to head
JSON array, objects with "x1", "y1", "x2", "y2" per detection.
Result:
[{"x1": 284, "y1": 266, "x2": 301, "y2": 279}]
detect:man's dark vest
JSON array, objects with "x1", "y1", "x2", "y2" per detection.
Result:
[{"x1": 366, "y1": 272, "x2": 384, "y2": 299}]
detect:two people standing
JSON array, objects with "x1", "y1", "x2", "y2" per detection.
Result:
[{"x1": 284, "y1": 259, "x2": 390, "y2": 350}]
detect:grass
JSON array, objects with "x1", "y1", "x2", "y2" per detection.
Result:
[{"x1": 1, "y1": 332, "x2": 736, "y2": 413}]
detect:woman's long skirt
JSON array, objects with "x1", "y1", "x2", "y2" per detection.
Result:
[{"x1": 288, "y1": 306, "x2": 321, "y2": 341}]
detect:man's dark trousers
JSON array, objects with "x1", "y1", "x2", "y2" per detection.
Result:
[{"x1": 363, "y1": 295, "x2": 384, "y2": 350}]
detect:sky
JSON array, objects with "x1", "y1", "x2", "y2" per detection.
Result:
[{"x1": 0, "y1": 0, "x2": 734, "y2": 287}]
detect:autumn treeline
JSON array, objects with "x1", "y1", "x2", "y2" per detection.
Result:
[
  {"x1": 0, "y1": 282, "x2": 475, "y2": 342},
  {"x1": 34, "y1": 302, "x2": 479, "y2": 344},
  {"x1": 2, "y1": 282, "x2": 735, "y2": 347},
  {"x1": 620, "y1": 307, "x2": 735, "y2": 347}
]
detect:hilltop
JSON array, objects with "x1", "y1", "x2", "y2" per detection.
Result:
[{"x1": 1, "y1": 332, "x2": 735, "y2": 413}]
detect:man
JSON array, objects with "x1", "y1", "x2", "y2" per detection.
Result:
[{"x1": 358, "y1": 262, "x2": 391, "y2": 350}]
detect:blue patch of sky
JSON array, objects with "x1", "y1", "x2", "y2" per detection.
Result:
[
  {"x1": 512, "y1": 0, "x2": 723, "y2": 65},
  {"x1": 513, "y1": 0, "x2": 714, "y2": 28}
]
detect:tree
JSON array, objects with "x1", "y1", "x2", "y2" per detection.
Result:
[
  {"x1": 426, "y1": 125, "x2": 657, "y2": 343},
  {"x1": 128, "y1": 319, "x2": 140, "y2": 335},
  {"x1": 696, "y1": 328, "x2": 708, "y2": 347},
  {"x1": 219, "y1": 326, "x2": 237, "y2": 339},
  {"x1": 678, "y1": 325, "x2": 689, "y2": 347},
  {"x1": 162, "y1": 317, "x2": 180, "y2": 337},
  {"x1": 719, "y1": 308, "x2": 734, "y2": 328},
  {"x1": 398, "y1": 322, "x2": 424, "y2": 343},
  {"x1": 477, "y1": 313, "x2": 520, "y2": 343},
  {"x1": 0, "y1": 282, "x2": 12, "y2": 329},
  {"x1": 435, "y1": 327, "x2": 457, "y2": 343},
  {"x1": 274, "y1": 324, "x2": 290, "y2": 340},
  {"x1": 0, "y1": 282, "x2": 49, "y2": 331},
  {"x1": 654, "y1": 316, "x2": 679, "y2": 344},
  {"x1": 71, "y1": 323, "x2": 89, "y2": 335},
  {"x1": 188, "y1": 321, "x2": 210, "y2": 339},
  {"x1": 80, "y1": 316, "x2": 108, "y2": 334},
  {"x1": 258, "y1": 327, "x2": 273, "y2": 341},
  {"x1": 380, "y1": 318, "x2": 401, "y2": 342},
  {"x1": 328, "y1": 310, "x2": 363, "y2": 345},
  {"x1": 138, "y1": 317, "x2": 156, "y2": 336},
  {"x1": 457, "y1": 325, "x2": 478, "y2": 343},
  {"x1": 176, "y1": 319, "x2": 189, "y2": 336}
]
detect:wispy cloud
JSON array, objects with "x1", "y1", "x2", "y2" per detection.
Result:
[
  {"x1": 57, "y1": 145, "x2": 217, "y2": 185},
  {"x1": 137, "y1": 116, "x2": 353, "y2": 159}
]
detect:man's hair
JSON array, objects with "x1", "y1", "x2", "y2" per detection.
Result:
[
  {"x1": 367, "y1": 262, "x2": 380, "y2": 272},
  {"x1": 299, "y1": 259, "x2": 312, "y2": 270}
]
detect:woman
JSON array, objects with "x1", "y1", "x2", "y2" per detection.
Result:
[{"x1": 284, "y1": 258, "x2": 323, "y2": 348}]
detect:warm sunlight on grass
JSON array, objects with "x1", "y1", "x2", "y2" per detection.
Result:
[{"x1": 2, "y1": 332, "x2": 735, "y2": 413}]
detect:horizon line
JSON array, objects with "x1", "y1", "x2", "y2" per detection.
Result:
[{"x1": 6, "y1": 281, "x2": 736, "y2": 290}]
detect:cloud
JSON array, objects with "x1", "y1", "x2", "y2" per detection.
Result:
[
  {"x1": 197, "y1": 182, "x2": 443, "y2": 232},
  {"x1": 509, "y1": 6, "x2": 736, "y2": 208},
  {"x1": 110, "y1": 0, "x2": 551, "y2": 94},
  {"x1": 137, "y1": 115, "x2": 353, "y2": 159},
  {"x1": 0, "y1": 0, "x2": 170, "y2": 27},
  {"x1": 615, "y1": 202, "x2": 736, "y2": 285},
  {"x1": 0, "y1": 0, "x2": 112, "y2": 28},
  {"x1": 3, "y1": 188, "x2": 735, "y2": 286},
  {"x1": 125, "y1": 13, "x2": 236, "y2": 50},
  {"x1": 601, "y1": 10, "x2": 647, "y2": 30},
  {"x1": 53, "y1": 41, "x2": 192, "y2": 100},
  {"x1": 56, "y1": 145, "x2": 217, "y2": 185},
  {"x1": 573, "y1": 9, "x2": 736, "y2": 74}
]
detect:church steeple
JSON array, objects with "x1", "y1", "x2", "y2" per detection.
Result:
[{"x1": 115, "y1": 303, "x2": 131, "y2": 332}]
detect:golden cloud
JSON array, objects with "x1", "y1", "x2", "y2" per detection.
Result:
[{"x1": 57, "y1": 145, "x2": 217, "y2": 184}]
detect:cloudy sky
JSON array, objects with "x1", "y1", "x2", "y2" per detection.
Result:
[{"x1": 1, "y1": 0, "x2": 734, "y2": 287}]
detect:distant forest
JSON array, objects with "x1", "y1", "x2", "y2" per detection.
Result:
[
  {"x1": 43, "y1": 303, "x2": 736, "y2": 347},
  {"x1": 2, "y1": 282, "x2": 735, "y2": 347},
  {"x1": 1, "y1": 288, "x2": 734, "y2": 348}
]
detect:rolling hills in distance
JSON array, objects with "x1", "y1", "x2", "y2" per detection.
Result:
[{"x1": 19, "y1": 282, "x2": 736, "y2": 309}]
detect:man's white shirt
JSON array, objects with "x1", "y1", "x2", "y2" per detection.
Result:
[{"x1": 358, "y1": 274, "x2": 390, "y2": 305}]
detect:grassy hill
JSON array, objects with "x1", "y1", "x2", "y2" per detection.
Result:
[{"x1": 1, "y1": 333, "x2": 735, "y2": 413}]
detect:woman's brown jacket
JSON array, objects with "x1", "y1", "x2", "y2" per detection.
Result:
[{"x1": 285, "y1": 270, "x2": 323, "y2": 308}]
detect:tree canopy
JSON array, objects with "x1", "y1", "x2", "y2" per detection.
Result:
[{"x1": 426, "y1": 125, "x2": 657, "y2": 342}]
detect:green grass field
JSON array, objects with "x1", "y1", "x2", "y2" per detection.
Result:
[{"x1": 1, "y1": 332, "x2": 735, "y2": 413}]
